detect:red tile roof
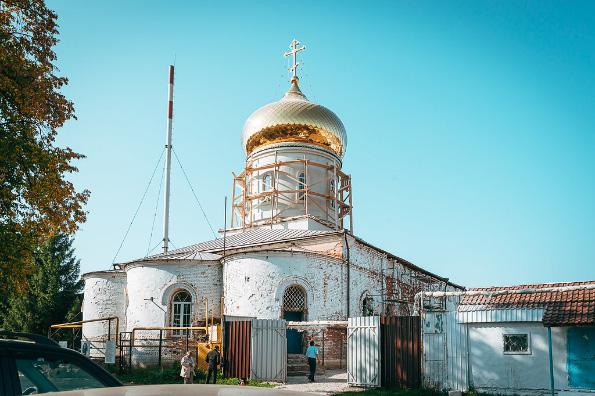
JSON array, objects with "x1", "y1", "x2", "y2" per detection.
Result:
[{"x1": 458, "y1": 280, "x2": 595, "y2": 327}]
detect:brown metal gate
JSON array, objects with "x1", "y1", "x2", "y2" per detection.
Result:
[
  {"x1": 381, "y1": 316, "x2": 421, "y2": 388},
  {"x1": 223, "y1": 320, "x2": 251, "y2": 379}
]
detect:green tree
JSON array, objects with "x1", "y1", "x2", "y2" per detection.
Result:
[
  {"x1": 2, "y1": 232, "x2": 83, "y2": 335},
  {"x1": 0, "y1": 0, "x2": 89, "y2": 298}
]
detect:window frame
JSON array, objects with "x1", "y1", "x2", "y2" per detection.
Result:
[
  {"x1": 262, "y1": 173, "x2": 272, "y2": 192},
  {"x1": 362, "y1": 295, "x2": 374, "y2": 317},
  {"x1": 298, "y1": 172, "x2": 306, "y2": 201},
  {"x1": 171, "y1": 291, "x2": 192, "y2": 337},
  {"x1": 502, "y1": 333, "x2": 531, "y2": 355},
  {"x1": 329, "y1": 178, "x2": 335, "y2": 208},
  {"x1": 262, "y1": 172, "x2": 272, "y2": 202},
  {"x1": 282, "y1": 285, "x2": 307, "y2": 313}
]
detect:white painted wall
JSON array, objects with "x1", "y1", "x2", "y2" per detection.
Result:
[
  {"x1": 223, "y1": 251, "x2": 346, "y2": 320},
  {"x1": 125, "y1": 260, "x2": 222, "y2": 331},
  {"x1": 468, "y1": 323, "x2": 568, "y2": 393},
  {"x1": 223, "y1": 235, "x2": 456, "y2": 321},
  {"x1": 82, "y1": 271, "x2": 127, "y2": 341}
]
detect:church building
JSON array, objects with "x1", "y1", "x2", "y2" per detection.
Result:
[{"x1": 81, "y1": 40, "x2": 462, "y2": 368}]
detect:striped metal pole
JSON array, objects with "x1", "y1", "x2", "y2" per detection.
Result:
[{"x1": 162, "y1": 65, "x2": 174, "y2": 252}]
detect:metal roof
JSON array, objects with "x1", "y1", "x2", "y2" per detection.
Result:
[
  {"x1": 456, "y1": 308, "x2": 546, "y2": 323},
  {"x1": 141, "y1": 229, "x2": 340, "y2": 262},
  {"x1": 117, "y1": 228, "x2": 460, "y2": 290}
]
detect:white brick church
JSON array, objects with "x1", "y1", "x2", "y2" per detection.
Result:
[{"x1": 81, "y1": 41, "x2": 461, "y2": 366}]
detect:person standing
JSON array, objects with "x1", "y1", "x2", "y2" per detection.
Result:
[
  {"x1": 305, "y1": 341, "x2": 321, "y2": 382},
  {"x1": 205, "y1": 345, "x2": 220, "y2": 384},
  {"x1": 180, "y1": 351, "x2": 195, "y2": 384}
]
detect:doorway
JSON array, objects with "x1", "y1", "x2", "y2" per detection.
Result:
[
  {"x1": 284, "y1": 311, "x2": 303, "y2": 353},
  {"x1": 282, "y1": 285, "x2": 307, "y2": 354}
]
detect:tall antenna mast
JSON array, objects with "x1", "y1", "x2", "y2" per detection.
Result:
[{"x1": 162, "y1": 65, "x2": 174, "y2": 252}]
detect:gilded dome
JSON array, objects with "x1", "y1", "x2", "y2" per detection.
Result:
[{"x1": 242, "y1": 81, "x2": 347, "y2": 158}]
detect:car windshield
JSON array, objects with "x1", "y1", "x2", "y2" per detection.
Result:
[{"x1": 16, "y1": 357, "x2": 106, "y2": 394}]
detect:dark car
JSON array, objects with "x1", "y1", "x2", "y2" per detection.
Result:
[{"x1": 0, "y1": 330, "x2": 122, "y2": 396}]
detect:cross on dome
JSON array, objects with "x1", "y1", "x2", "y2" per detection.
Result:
[{"x1": 284, "y1": 39, "x2": 306, "y2": 83}]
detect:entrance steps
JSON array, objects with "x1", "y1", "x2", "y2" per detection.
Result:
[{"x1": 286, "y1": 353, "x2": 325, "y2": 376}]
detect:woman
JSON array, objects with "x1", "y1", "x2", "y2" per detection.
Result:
[{"x1": 180, "y1": 351, "x2": 195, "y2": 384}]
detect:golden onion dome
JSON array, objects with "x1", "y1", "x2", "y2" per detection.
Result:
[{"x1": 242, "y1": 80, "x2": 347, "y2": 158}]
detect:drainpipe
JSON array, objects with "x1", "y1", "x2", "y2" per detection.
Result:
[
  {"x1": 344, "y1": 230, "x2": 350, "y2": 318},
  {"x1": 548, "y1": 327, "x2": 555, "y2": 396}
]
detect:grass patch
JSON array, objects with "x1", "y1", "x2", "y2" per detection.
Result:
[
  {"x1": 338, "y1": 389, "x2": 509, "y2": 396},
  {"x1": 102, "y1": 363, "x2": 274, "y2": 387},
  {"x1": 340, "y1": 389, "x2": 447, "y2": 396}
]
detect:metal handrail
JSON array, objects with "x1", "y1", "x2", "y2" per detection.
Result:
[{"x1": 49, "y1": 316, "x2": 120, "y2": 346}]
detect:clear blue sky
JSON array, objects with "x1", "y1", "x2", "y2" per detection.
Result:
[{"x1": 48, "y1": 0, "x2": 594, "y2": 288}]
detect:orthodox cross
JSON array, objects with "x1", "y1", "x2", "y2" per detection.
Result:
[{"x1": 284, "y1": 39, "x2": 306, "y2": 80}]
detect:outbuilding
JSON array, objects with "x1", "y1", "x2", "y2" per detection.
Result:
[{"x1": 421, "y1": 280, "x2": 595, "y2": 395}]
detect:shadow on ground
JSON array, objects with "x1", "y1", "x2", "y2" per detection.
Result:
[{"x1": 275, "y1": 370, "x2": 364, "y2": 395}]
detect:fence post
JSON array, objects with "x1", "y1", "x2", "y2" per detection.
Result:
[
  {"x1": 186, "y1": 331, "x2": 189, "y2": 351},
  {"x1": 322, "y1": 330, "x2": 325, "y2": 367},
  {"x1": 118, "y1": 333, "x2": 122, "y2": 373},
  {"x1": 129, "y1": 334, "x2": 132, "y2": 374},
  {"x1": 107, "y1": 318, "x2": 111, "y2": 342},
  {"x1": 158, "y1": 330, "x2": 163, "y2": 367}
]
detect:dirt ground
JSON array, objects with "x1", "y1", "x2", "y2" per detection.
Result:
[{"x1": 274, "y1": 370, "x2": 363, "y2": 395}]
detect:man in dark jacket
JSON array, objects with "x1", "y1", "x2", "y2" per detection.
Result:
[{"x1": 205, "y1": 345, "x2": 220, "y2": 384}]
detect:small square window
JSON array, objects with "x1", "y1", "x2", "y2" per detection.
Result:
[{"x1": 503, "y1": 333, "x2": 530, "y2": 354}]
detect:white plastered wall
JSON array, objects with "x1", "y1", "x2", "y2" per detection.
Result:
[
  {"x1": 468, "y1": 323, "x2": 568, "y2": 393},
  {"x1": 82, "y1": 271, "x2": 127, "y2": 341},
  {"x1": 125, "y1": 260, "x2": 222, "y2": 331},
  {"x1": 223, "y1": 251, "x2": 346, "y2": 320}
]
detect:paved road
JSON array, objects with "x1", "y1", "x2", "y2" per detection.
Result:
[{"x1": 274, "y1": 370, "x2": 363, "y2": 395}]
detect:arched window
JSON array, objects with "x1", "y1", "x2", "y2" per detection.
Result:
[
  {"x1": 298, "y1": 173, "x2": 306, "y2": 201},
  {"x1": 263, "y1": 173, "x2": 271, "y2": 192},
  {"x1": 172, "y1": 291, "x2": 192, "y2": 336},
  {"x1": 262, "y1": 173, "x2": 272, "y2": 203},
  {"x1": 283, "y1": 285, "x2": 306, "y2": 313},
  {"x1": 329, "y1": 179, "x2": 335, "y2": 209},
  {"x1": 362, "y1": 295, "x2": 374, "y2": 317}
]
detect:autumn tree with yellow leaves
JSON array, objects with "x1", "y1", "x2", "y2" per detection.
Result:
[{"x1": 0, "y1": 0, "x2": 89, "y2": 303}]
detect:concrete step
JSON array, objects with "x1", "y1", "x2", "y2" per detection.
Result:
[{"x1": 286, "y1": 355, "x2": 325, "y2": 377}]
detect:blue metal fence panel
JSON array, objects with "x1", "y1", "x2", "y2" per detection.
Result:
[{"x1": 568, "y1": 326, "x2": 595, "y2": 389}]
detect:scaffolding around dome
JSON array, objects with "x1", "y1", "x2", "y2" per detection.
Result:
[{"x1": 231, "y1": 154, "x2": 353, "y2": 232}]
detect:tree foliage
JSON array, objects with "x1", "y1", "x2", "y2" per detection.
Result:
[
  {"x1": 2, "y1": 232, "x2": 83, "y2": 335},
  {"x1": 0, "y1": 0, "x2": 89, "y2": 297}
]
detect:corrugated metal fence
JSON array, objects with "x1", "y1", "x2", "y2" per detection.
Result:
[
  {"x1": 381, "y1": 316, "x2": 421, "y2": 388},
  {"x1": 349, "y1": 316, "x2": 422, "y2": 388},
  {"x1": 251, "y1": 319, "x2": 287, "y2": 382},
  {"x1": 224, "y1": 320, "x2": 251, "y2": 379},
  {"x1": 422, "y1": 311, "x2": 468, "y2": 391},
  {"x1": 348, "y1": 316, "x2": 381, "y2": 387}
]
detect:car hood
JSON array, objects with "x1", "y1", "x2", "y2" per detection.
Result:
[{"x1": 51, "y1": 384, "x2": 314, "y2": 396}]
